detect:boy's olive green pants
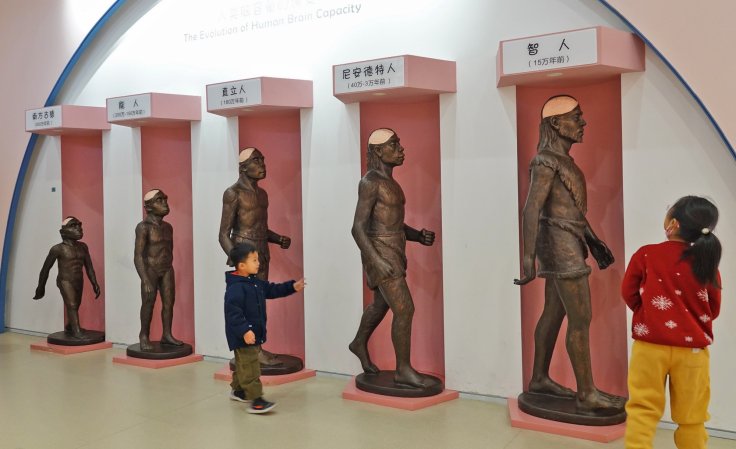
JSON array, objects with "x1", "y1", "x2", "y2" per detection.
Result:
[{"x1": 230, "y1": 345, "x2": 263, "y2": 400}]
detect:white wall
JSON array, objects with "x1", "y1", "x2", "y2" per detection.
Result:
[
  {"x1": 101, "y1": 126, "x2": 143, "y2": 345},
  {"x1": 607, "y1": 0, "x2": 736, "y2": 159},
  {"x1": 191, "y1": 114, "x2": 240, "y2": 359},
  {"x1": 5, "y1": 0, "x2": 735, "y2": 432},
  {"x1": 621, "y1": 52, "x2": 736, "y2": 431},
  {"x1": 0, "y1": 0, "x2": 113, "y2": 285},
  {"x1": 6, "y1": 136, "x2": 63, "y2": 333}
]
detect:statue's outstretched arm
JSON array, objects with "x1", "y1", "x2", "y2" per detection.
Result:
[
  {"x1": 352, "y1": 179, "x2": 383, "y2": 266},
  {"x1": 515, "y1": 165, "x2": 555, "y2": 285},
  {"x1": 82, "y1": 242, "x2": 101, "y2": 298},
  {"x1": 218, "y1": 188, "x2": 238, "y2": 258},
  {"x1": 33, "y1": 248, "x2": 58, "y2": 299}
]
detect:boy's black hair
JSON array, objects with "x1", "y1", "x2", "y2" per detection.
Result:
[
  {"x1": 230, "y1": 243, "x2": 258, "y2": 267},
  {"x1": 669, "y1": 196, "x2": 721, "y2": 287}
]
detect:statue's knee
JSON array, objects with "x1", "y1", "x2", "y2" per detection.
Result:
[
  {"x1": 566, "y1": 324, "x2": 590, "y2": 341},
  {"x1": 402, "y1": 301, "x2": 415, "y2": 317},
  {"x1": 570, "y1": 311, "x2": 592, "y2": 327},
  {"x1": 375, "y1": 303, "x2": 390, "y2": 316},
  {"x1": 161, "y1": 299, "x2": 174, "y2": 312}
]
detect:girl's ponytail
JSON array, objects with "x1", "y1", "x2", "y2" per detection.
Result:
[{"x1": 669, "y1": 196, "x2": 722, "y2": 287}]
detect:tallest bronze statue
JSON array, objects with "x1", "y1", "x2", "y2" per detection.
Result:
[{"x1": 514, "y1": 95, "x2": 626, "y2": 425}]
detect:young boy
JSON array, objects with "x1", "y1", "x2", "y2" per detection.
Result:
[{"x1": 224, "y1": 242, "x2": 305, "y2": 414}]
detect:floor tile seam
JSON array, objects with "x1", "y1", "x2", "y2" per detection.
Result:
[
  {"x1": 500, "y1": 428, "x2": 524, "y2": 449},
  {"x1": 1, "y1": 426, "x2": 93, "y2": 449},
  {"x1": 65, "y1": 409, "x2": 155, "y2": 445},
  {"x1": 75, "y1": 413, "x2": 179, "y2": 447},
  {"x1": 133, "y1": 391, "x2": 227, "y2": 423}
]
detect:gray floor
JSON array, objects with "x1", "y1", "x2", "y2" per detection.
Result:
[{"x1": 1, "y1": 332, "x2": 734, "y2": 449}]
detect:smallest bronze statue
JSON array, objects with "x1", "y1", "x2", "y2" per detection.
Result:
[
  {"x1": 128, "y1": 189, "x2": 192, "y2": 360},
  {"x1": 33, "y1": 216, "x2": 105, "y2": 345}
]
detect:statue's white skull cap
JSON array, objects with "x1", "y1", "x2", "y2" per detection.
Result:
[
  {"x1": 541, "y1": 96, "x2": 578, "y2": 119},
  {"x1": 62, "y1": 217, "x2": 74, "y2": 226},
  {"x1": 368, "y1": 128, "x2": 395, "y2": 145},
  {"x1": 144, "y1": 189, "x2": 160, "y2": 202},
  {"x1": 239, "y1": 147, "x2": 257, "y2": 163}
]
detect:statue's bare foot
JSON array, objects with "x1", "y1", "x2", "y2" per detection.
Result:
[
  {"x1": 70, "y1": 328, "x2": 85, "y2": 339},
  {"x1": 528, "y1": 376, "x2": 576, "y2": 398},
  {"x1": 348, "y1": 340, "x2": 379, "y2": 374},
  {"x1": 394, "y1": 366, "x2": 429, "y2": 388},
  {"x1": 258, "y1": 348, "x2": 283, "y2": 366},
  {"x1": 598, "y1": 389, "x2": 627, "y2": 405},
  {"x1": 161, "y1": 334, "x2": 184, "y2": 346},
  {"x1": 576, "y1": 389, "x2": 626, "y2": 412},
  {"x1": 139, "y1": 336, "x2": 154, "y2": 351}
]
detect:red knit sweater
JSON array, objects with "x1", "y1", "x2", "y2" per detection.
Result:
[{"x1": 621, "y1": 240, "x2": 721, "y2": 348}]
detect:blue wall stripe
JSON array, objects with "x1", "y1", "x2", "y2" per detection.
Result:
[
  {"x1": 597, "y1": 0, "x2": 736, "y2": 161},
  {"x1": 0, "y1": 1, "x2": 127, "y2": 332}
]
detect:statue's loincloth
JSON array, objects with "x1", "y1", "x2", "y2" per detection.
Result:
[
  {"x1": 536, "y1": 217, "x2": 590, "y2": 279},
  {"x1": 362, "y1": 231, "x2": 407, "y2": 290}
]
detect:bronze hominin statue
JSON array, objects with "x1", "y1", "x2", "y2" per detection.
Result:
[
  {"x1": 218, "y1": 147, "x2": 291, "y2": 276},
  {"x1": 219, "y1": 147, "x2": 298, "y2": 371},
  {"x1": 134, "y1": 189, "x2": 184, "y2": 351},
  {"x1": 515, "y1": 95, "x2": 625, "y2": 424},
  {"x1": 349, "y1": 128, "x2": 438, "y2": 393},
  {"x1": 34, "y1": 217, "x2": 100, "y2": 340}
]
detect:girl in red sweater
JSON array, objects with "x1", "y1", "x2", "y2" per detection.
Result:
[{"x1": 622, "y1": 196, "x2": 722, "y2": 449}]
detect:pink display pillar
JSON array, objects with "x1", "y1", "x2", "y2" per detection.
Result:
[
  {"x1": 497, "y1": 26, "x2": 644, "y2": 440},
  {"x1": 206, "y1": 77, "x2": 314, "y2": 382},
  {"x1": 60, "y1": 134, "x2": 105, "y2": 332},
  {"x1": 139, "y1": 124, "x2": 196, "y2": 348},
  {"x1": 107, "y1": 93, "x2": 203, "y2": 368},
  {"x1": 25, "y1": 105, "x2": 112, "y2": 354},
  {"x1": 334, "y1": 55, "x2": 458, "y2": 409}
]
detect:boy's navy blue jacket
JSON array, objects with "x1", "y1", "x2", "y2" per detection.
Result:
[{"x1": 224, "y1": 271, "x2": 296, "y2": 351}]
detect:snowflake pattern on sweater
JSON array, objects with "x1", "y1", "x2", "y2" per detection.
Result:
[
  {"x1": 652, "y1": 295, "x2": 674, "y2": 311},
  {"x1": 697, "y1": 289, "x2": 709, "y2": 302},
  {"x1": 621, "y1": 241, "x2": 721, "y2": 348},
  {"x1": 633, "y1": 323, "x2": 650, "y2": 337}
]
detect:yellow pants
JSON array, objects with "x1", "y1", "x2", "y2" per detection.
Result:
[{"x1": 625, "y1": 340, "x2": 710, "y2": 449}]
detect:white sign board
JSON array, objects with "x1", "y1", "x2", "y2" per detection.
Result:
[
  {"x1": 107, "y1": 94, "x2": 152, "y2": 122},
  {"x1": 502, "y1": 28, "x2": 598, "y2": 75},
  {"x1": 334, "y1": 56, "x2": 405, "y2": 94},
  {"x1": 26, "y1": 106, "x2": 62, "y2": 131},
  {"x1": 207, "y1": 78, "x2": 263, "y2": 111}
]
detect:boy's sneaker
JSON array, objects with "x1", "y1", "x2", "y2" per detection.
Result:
[
  {"x1": 229, "y1": 390, "x2": 249, "y2": 403},
  {"x1": 247, "y1": 397, "x2": 276, "y2": 414}
]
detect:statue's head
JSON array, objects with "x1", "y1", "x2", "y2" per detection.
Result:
[
  {"x1": 143, "y1": 189, "x2": 169, "y2": 217},
  {"x1": 538, "y1": 95, "x2": 586, "y2": 150},
  {"x1": 59, "y1": 216, "x2": 83, "y2": 241},
  {"x1": 238, "y1": 147, "x2": 266, "y2": 180},
  {"x1": 367, "y1": 128, "x2": 404, "y2": 170}
]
